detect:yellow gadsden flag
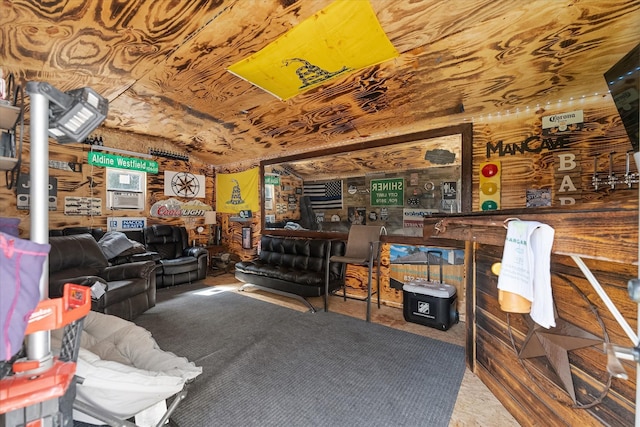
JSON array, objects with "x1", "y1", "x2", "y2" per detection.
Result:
[
  {"x1": 216, "y1": 167, "x2": 260, "y2": 214},
  {"x1": 227, "y1": 0, "x2": 398, "y2": 100}
]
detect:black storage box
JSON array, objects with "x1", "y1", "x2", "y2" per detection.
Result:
[{"x1": 403, "y1": 280, "x2": 459, "y2": 330}]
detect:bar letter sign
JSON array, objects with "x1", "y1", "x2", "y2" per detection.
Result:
[{"x1": 88, "y1": 152, "x2": 159, "y2": 174}]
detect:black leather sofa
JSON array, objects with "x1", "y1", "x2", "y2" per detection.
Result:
[
  {"x1": 50, "y1": 225, "x2": 208, "y2": 288},
  {"x1": 48, "y1": 234, "x2": 157, "y2": 320},
  {"x1": 235, "y1": 235, "x2": 346, "y2": 312},
  {"x1": 49, "y1": 227, "x2": 155, "y2": 265}
]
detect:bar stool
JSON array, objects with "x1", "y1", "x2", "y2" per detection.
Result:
[{"x1": 326, "y1": 225, "x2": 386, "y2": 322}]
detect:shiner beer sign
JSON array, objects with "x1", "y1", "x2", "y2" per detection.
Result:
[{"x1": 370, "y1": 178, "x2": 404, "y2": 206}]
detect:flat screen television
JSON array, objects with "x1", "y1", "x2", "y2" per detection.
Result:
[{"x1": 604, "y1": 43, "x2": 639, "y2": 153}]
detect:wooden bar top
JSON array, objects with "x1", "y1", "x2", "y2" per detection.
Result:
[{"x1": 423, "y1": 208, "x2": 638, "y2": 265}]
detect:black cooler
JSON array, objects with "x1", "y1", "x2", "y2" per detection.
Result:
[{"x1": 403, "y1": 280, "x2": 459, "y2": 330}]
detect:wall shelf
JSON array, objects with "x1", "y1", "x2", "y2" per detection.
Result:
[
  {"x1": 0, "y1": 155, "x2": 17, "y2": 171},
  {"x1": 229, "y1": 216, "x2": 251, "y2": 223},
  {"x1": 0, "y1": 102, "x2": 22, "y2": 171},
  {"x1": 0, "y1": 102, "x2": 20, "y2": 130}
]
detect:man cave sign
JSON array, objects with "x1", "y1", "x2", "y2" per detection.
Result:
[{"x1": 485, "y1": 134, "x2": 581, "y2": 206}]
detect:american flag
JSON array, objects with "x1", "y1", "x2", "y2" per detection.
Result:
[{"x1": 303, "y1": 180, "x2": 343, "y2": 210}]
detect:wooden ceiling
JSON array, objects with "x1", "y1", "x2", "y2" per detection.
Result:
[{"x1": 1, "y1": 0, "x2": 639, "y2": 169}]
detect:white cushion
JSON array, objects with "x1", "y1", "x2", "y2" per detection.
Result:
[{"x1": 51, "y1": 311, "x2": 201, "y2": 423}]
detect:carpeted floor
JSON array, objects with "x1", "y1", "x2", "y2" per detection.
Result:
[{"x1": 134, "y1": 282, "x2": 466, "y2": 427}]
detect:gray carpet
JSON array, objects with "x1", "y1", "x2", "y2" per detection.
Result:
[{"x1": 134, "y1": 283, "x2": 465, "y2": 427}]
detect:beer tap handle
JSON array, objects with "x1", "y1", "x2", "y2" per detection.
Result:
[
  {"x1": 608, "y1": 151, "x2": 615, "y2": 177},
  {"x1": 625, "y1": 150, "x2": 639, "y2": 188},
  {"x1": 608, "y1": 151, "x2": 617, "y2": 189},
  {"x1": 592, "y1": 153, "x2": 600, "y2": 191},
  {"x1": 626, "y1": 151, "x2": 631, "y2": 176}
]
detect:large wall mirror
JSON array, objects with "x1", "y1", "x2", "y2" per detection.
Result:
[{"x1": 261, "y1": 124, "x2": 472, "y2": 238}]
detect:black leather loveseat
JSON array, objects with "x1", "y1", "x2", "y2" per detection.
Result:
[
  {"x1": 235, "y1": 235, "x2": 346, "y2": 312},
  {"x1": 48, "y1": 234, "x2": 157, "y2": 320}
]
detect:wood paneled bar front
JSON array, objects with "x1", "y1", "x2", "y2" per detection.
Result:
[{"x1": 424, "y1": 208, "x2": 638, "y2": 426}]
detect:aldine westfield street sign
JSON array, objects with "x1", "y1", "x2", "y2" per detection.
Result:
[{"x1": 88, "y1": 152, "x2": 159, "y2": 174}]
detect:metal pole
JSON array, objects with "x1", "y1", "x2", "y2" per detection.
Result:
[
  {"x1": 571, "y1": 255, "x2": 638, "y2": 344},
  {"x1": 24, "y1": 84, "x2": 52, "y2": 368},
  {"x1": 635, "y1": 151, "x2": 640, "y2": 427}
]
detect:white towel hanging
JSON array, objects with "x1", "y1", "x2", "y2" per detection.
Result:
[{"x1": 497, "y1": 220, "x2": 555, "y2": 328}]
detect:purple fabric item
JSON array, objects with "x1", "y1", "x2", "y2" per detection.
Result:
[
  {"x1": 0, "y1": 232, "x2": 51, "y2": 361},
  {"x1": 0, "y1": 217, "x2": 20, "y2": 237}
]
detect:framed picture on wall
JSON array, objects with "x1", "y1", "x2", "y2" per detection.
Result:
[{"x1": 242, "y1": 226, "x2": 252, "y2": 249}]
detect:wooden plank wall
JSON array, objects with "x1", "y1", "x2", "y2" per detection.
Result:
[
  {"x1": 475, "y1": 245, "x2": 636, "y2": 426},
  {"x1": 471, "y1": 96, "x2": 638, "y2": 212},
  {"x1": 427, "y1": 207, "x2": 638, "y2": 425},
  {"x1": 463, "y1": 95, "x2": 638, "y2": 425},
  {"x1": 0, "y1": 127, "x2": 214, "y2": 243}
]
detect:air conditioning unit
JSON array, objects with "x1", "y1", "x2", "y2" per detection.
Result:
[{"x1": 107, "y1": 191, "x2": 145, "y2": 210}]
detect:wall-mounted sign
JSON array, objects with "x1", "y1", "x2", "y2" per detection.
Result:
[
  {"x1": 486, "y1": 134, "x2": 571, "y2": 158},
  {"x1": 554, "y1": 151, "x2": 581, "y2": 206},
  {"x1": 88, "y1": 152, "x2": 158, "y2": 174},
  {"x1": 150, "y1": 198, "x2": 212, "y2": 218},
  {"x1": 370, "y1": 178, "x2": 404, "y2": 206},
  {"x1": 107, "y1": 217, "x2": 147, "y2": 231},
  {"x1": 403, "y1": 208, "x2": 435, "y2": 227},
  {"x1": 403, "y1": 208, "x2": 429, "y2": 237},
  {"x1": 181, "y1": 200, "x2": 213, "y2": 216},
  {"x1": 49, "y1": 159, "x2": 81, "y2": 172},
  {"x1": 264, "y1": 175, "x2": 280, "y2": 185},
  {"x1": 164, "y1": 171, "x2": 206, "y2": 199},
  {"x1": 424, "y1": 148, "x2": 456, "y2": 164},
  {"x1": 542, "y1": 110, "x2": 584, "y2": 135},
  {"x1": 442, "y1": 181, "x2": 459, "y2": 213},
  {"x1": 16, "y1": 175, "x2": 57, "y2": 211},
  {"x1": 526, "y1": 189, "x2": 552, "y2": 208},
  {"x1": 380, "y1": 207, "x2": 389, "y2": 221},
  {"x1": 64, "y1": 197, "x2": 101, "y2": 216}
]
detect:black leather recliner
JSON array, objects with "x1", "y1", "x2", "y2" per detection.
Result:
[
  {"x1": 144, "y1": 224, "x2": 208, "y2": 288},
  {"x1": 48, "y1": 234, "x2": 157, "y2": 320}
]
